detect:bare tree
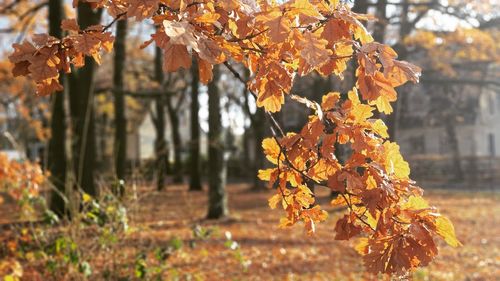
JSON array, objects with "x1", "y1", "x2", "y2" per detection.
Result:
[
  {"x1": 207, "y1": 65, "x2": 228, "y2": 219},
  {"x1": 152, "y1": 47, "x2": 169, "y2": 191},
  {"x1": 189, "y1": 59, "x2": 202, "y2": 191},
  {"x1": 67, "y1": 3, "x2": 102, "y2": 197},
  {"x1": 112, "y1": 18, "x2": 127, "y2": 196},
  {"x1": 48, "y1": 0, "x2": 67, "y2": 216}
]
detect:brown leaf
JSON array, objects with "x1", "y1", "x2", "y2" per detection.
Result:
[
  {"x1": 163, "y1": 43, "x2": 191, "y2": 72},
  {"x1": 334, "y1": 214, "x2": 362, "y2": 240},
  {"x1": 127, "y1": 0, "x2": 159, "y2": 20}
]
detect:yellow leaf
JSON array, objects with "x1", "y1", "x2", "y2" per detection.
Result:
[
  {"x1": 347, "y1": 87, "x2": 360, "y2": 104},
  {"x1": 354, "y1": 237, "x2": 369, "y2": 255},
  {"x1": 82, "y1": 193, "x2": 92, "y2": 203},
  {"x1": 371, "y1": 119, "x2": 389, "y2": 138},
  {"x1": 365, "y1": 212, "x2": 378, "y2": 229},
  {"x1": 290, "y1": 0, "x2": 322, "y2": 18},
  {"x1": 330, "y1": 195, "x2": 347, "y2": 207},
  {"x1": 350, "y1": 103, "x2": 373, "y2": 123},
  {"x1": 373, "y1": 94, "x2": 393, "y2": 114},
  {"x1": 383, "y1": 141, "x2": 410, "y2": 179},
  {"x1": 4, "y1": 275, "x2": 18, "y2": 281},
  {"x1": 258, "y1": 168, "x2": 275, "y2": 181},
  {"x1": 295, "y1": 185, "x2": 315, "y2": 208},
  {"x1": 403, "y1": 195, "x2": 429, "y2": 210},
  {"x1": 279, "y1": 217, "x2": 293, "y2": 228},
  {"x1": 262, "y1": 138, "x2": 281, "y2": 164},
  {"x1": 268, "y1": 193, "x2": 282, "y2": 209},
  {"x1": 194, "y1": 11, "x2": 220, "y2": 24},
  {"x1": 435, "y1": 216, "x2": 462, "y2": 247}
]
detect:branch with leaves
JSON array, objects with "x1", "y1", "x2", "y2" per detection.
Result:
[{"x1": 7, "y1": 0, "x2": 461, "y2": 277}]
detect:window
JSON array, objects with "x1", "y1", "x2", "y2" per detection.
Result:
[
  {"x1": 488, "y1": 133, "x2": 495, "y2": 157},
  {"x1": 409, "y1": 135, "x2": 426, "y2": 154},
  {"x1": 489, "y1": 94, "x2": 495, "y2": 115},
  {"x1": 439, "y1": 133, "x2": 451, "y2": 154}
]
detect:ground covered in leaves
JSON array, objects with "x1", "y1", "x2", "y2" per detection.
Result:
[{"x1": 1, "y1": 183, "x2": 499, "y2": 280}]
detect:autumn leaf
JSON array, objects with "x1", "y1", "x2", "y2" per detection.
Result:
[
  {"x1": 32, "y1": 34, "x2": 59, "y2": 47},
  {"x1": 197, "y1": 37, "x2": 225, "y2": 64},
  {"x1": 388, "y1": 60, "x2": 422, "y2": 86},
  {"x1": 28, "y1": 47, "x2": 60, "y2": 81},
  {"x1": 36, "y1": 79, "x2": 63, "y2": 96},
  {"x1": 383, "y1": 141, "x2": 410, "y2": 179},
  {"x1": 268, "y1": 193, "x2": 282, "y2": 209},
  {"x1": 299, "y1": 31, "x2": 332, "y2": 68},
  {"x1": 162, "y1": 43, "x2": 191, "y2": 72},
  {"x1": 127, "y1": 0, "x2": 159, "y2": 20},
  {"x1": 370, "y1": 119, "x2": 389, "y2": 138},
  {"x1": 334, "y1": 214, "x2": 362, "y2": 240},
  {"x1": 322, "y1": 19, "x2": 351, "y2": 45},
  {"x1": 435, "y1": 216, "x2": 462, "y2": 247},
  {"x1": 61, "y1": 19, "x2": 80, "y2": 32},
  {"x1": 258, "y1": 10, "x2": 291, "y2": 42},
  {"x1": 256, "y1": 78, "x2": 285, "y2": 113},
  {"x1": 349, "y1": 103, "x2": 373, "y2": 123},
  {"x1": 198, "y1": 57, "x2": 214, "y2": 84},
  {"x1": 262, "y1": 137, "x2": 281, "y2": 164},
  {"x1": 403, "y1": 195, "x2": 429, "y2": 210},
  {"x1": 195, "y1": 10, "x2": 220, "y2": 24},
  {"x1": 290, "y1": 0, "x2": 322, "y2": 19},
  {"x1": 258, "y1": 168, "x2": 277, "y2": 182},
  {"x1": 73, "y1": 33, "x2": 101, "y2": 55},
  {"x1": 163, "y1": 20, "x2": 199, "y2": 51},
  {"x1": 9, "y1": 42, "x2": 36, "y2": 64}
]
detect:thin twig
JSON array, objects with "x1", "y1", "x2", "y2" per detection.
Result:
[{"x1": 102, "y1": 12, "x2": 127, "y2": 32}]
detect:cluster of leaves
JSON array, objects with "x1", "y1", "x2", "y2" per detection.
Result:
[
  {"x1": 0, "y1": 61, "x2": 50, "y2": 141},
  {"x1": 0, "y1": 153, "x2": 45, "y2": 204},
  {"x1": 404, "y1": 28, "x2": 500, "y2": 76},
  {"x1": 9, "y1": 19, "x2": 114, "y2": 96},
  {"x1": 259, "y1": 87, "x2": 460, "y2": 274},
  {"x1": 7, "y1": 0, "x2": 460, "y2": 277}
]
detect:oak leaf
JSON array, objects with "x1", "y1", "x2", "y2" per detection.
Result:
[
  {"x1": 127, "y1": 0, "x2": 159, "y2": 20},
  {"x1": 162, "y1": 43, "x2": 191, "y2": 72},
  {"x1": 434, "y1": 216, "x2": 461, "y2": 247}
]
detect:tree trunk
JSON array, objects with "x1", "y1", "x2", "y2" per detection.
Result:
[
  {"x1": 67, "y1": 3, "x2": 102, "y2": 197},
  {"x1": 48, "y1": 0, "x2": 67, "y2": 217},
  {"x1": 251, "y1": 109, "x2": 266, "y2": 190},
  {"x1": 207, "y1": 66, "x2": 228, "y2": 219},
  {"x1": 352, "y1": 0, "x2": 368, "y2": 13},
  {"x1": 445, "y1": 117, "x2": 464, "y2": 181},
  {"x1": 242, "y1": 129, "x2": 251, "y2": 177},
  {"x1": 189, "y1": 59, "x2": 202, "y2": 191},
  {"x1": 166, "y1": 95, "x2": 183, "y2": 184},
  {"x1": 154, "y1": 47, "x2": 168, "y2": 191},
  {"x1": 240, "y1": 69, "x2": 266, "y2": 191},
  {"x1": 373, "y1": 0, "x2": 387, "y2": 43},
  {"x1": 386, "y1": 0, "x2": 410, "y2": 141},
  {"x1": 113, "y1": 18, "x2": 127, "y2": 196}
]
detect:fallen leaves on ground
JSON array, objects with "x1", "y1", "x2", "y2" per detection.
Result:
[{"x1": 0, "y1": 184, "x2": 498, "y2": 280}]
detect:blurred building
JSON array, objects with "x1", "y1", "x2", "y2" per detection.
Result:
[{"x1": 397, "y1": 63, "x2": 500, "y2": 182}]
